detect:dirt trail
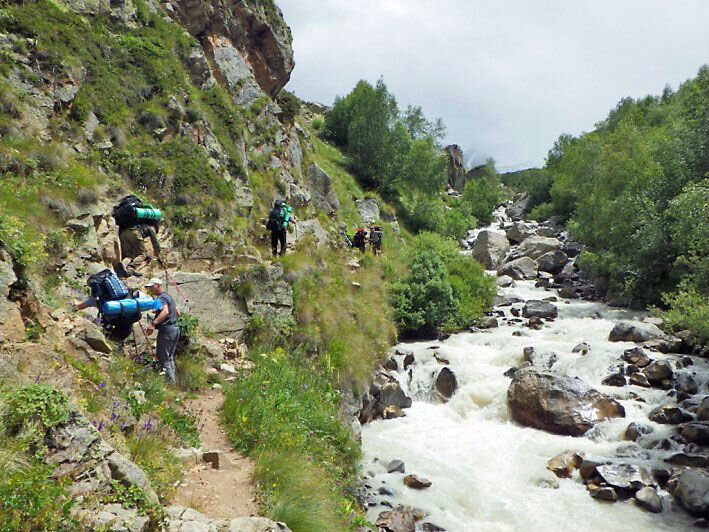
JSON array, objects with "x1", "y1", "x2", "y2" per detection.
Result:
[{"x1": 171, "y1": 391, "x2": 259, "y2": 518}]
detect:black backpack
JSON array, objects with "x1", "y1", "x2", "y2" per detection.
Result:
[
  {"x1": 266, "y1": 206, "x2": 284, "y2": 231},
  {"x1": 112, "y1": 195, "x2": 144, "y2": 229},
  {"x1": 87, "y1": 269, "x2": 131, "y2": 307}
]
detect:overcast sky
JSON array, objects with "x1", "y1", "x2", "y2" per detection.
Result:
[{"x1": 278, "y1": 1, "x2": 709, "y2": 170}]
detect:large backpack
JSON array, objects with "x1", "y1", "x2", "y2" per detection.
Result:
[
  {"x1": 371, "y1": 230, "x2": 382, "y2": 245},
  {"x1": 266, "y1": 205, "x2": 285, "y2": 231},
  {"x1": 113, "y1": 195, "x2": 161, "y2": 230},
  {"x1": 87, "y1": 269, "x2": 131, "y2": 308}
]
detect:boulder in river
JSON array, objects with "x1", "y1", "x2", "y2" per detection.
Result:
[
  {"x1": 608, "y1": 321, "x2": 664, "y2": 343},
  {"x1": 522, "y1": 300, "x2": 558, "y2": 319},
  {"x1": 477, "y1": 316, "x2": 498, "y2": 329},
  {"x1": 698, "y1": 397, "x2": 709, "y2": 421},
  {"x1": 629, "y1": 373, "x2": 651, "y2": 388},
  {"x1": 523, "y1": 346, "x2": 558, "y2": 369},
  {"x1": 675, "y1": 372, "x2": 699, "y2": 395},
  {"x1": 681, "y1": 423, "x2": 709, "y2": 445},
  {"x1": 595, "y1": 463, "x2": 654, "y2": 493},
  {"x1": 589, "y1": 486, "x2": 618, "y2": 501},
  {"x1": 602, "y1": 373, "x2": 626, "y2": 387},
  {"x1": 496, "y1": 275, "x2": 515, "y2": 287},
  {"x1": 495, "y1": 294, "x2": 524, "y2": 307},
  {"x1": 435, "y1": 367, "x2": 458, "y2": 401},
  {"x1": 625, "y1": 422, "x2": 654, "y2": 442},
  {"x1": 376, "y1": 505, "x2": 416, "y2": 532},
  {"x1": 472, "y1": 230, "x2": 510, "y2": 269},
  {"x1": 635, "y1": 486, "x2": 662, "y2": 513},
  {"x1": 506, "y1": 221, "x2": 536, "y2": 243},
  {"x1": 648, "y1": 404, "x2": 692, "y2": 425},
  {"x1": 498, "y1": 257, "x2": 537, "y2": 280},
  {"x1": 572, "y1": 342, "x2": 591, "y2": 355},
  {"x1": 547, "y1": 450, "x2": 584, "y2": 478},
  {"x1": 673, "y1": 470, "x2": 709, "y2": 517},
  {"x1": 387, "y1": 459, "x2": 405, "y2": 474},
  {"x1": 516, "y1": 236, "x2": 563, "y2": 260},
  {"x1": 642, "y1": 360, "x2": 674, "y2": 387},
  {"x1": 537, "y1": 250, "x2": 569, "y2": 275},
  {"x1": 404, "y1": 474, "x2": 432, "y2": 489},
  {"x1": 622, "y1": 347, "x2": 651, "y2": 368},
  {"x1": 507, "y1": 368, "x2": 626, "y2": 437}
]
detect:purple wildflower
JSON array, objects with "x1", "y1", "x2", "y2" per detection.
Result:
[
  {"x1": 97, "y1": 421, "x2": 105, "y2": 431},
  {"x1": 34, "y1": 374, "x2": 41, "y2": 383}
]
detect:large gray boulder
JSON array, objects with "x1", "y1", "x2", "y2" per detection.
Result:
[
  {"x1": 608, "y1": 321, "x2": 664, "y2": 343},
  {"x1": 522, "y1": 300, "x2": 559, "y2": 319},
  {"x1": 305, "y1": 164, "x2": 340, "y2": 213},
  {"x1": 507, "y1": 193, "x2": 531, "y2": 219},
  {"x1": 516, "y1": 236, "x2": 563, "y2": 260},
  {"x1": 472, "y1": 230, "x2": 510, "y2": 269},
  {"x1": 537, "y1": 250, "x2": 569, "y2": 275},
  {"x1": 498, "y1": 257, "x2": 537, "y2": 280},
  {"x1": 674, "y1": 470, "x2": 709, "y2": 517},
  {"x1": 290, "y1": 219, "x2": 329, "y2": 249},
  {"x1": 507, "y1": 368, "x2": 625, "y2": 436},
  {"x1": 506, "y1": 221, "x2": 536, "y2": 243},
  {"x1": 355, "y1": 199, "x2": 380, "y2": 224},
  {"x1": 170, "y1": 272, "x2": 248, "y2": 338},
  {"x1": 376, "y1": 505, "x2": 416, "y2": 532},
  {"x1": 434, "y1": 367, "x2": 458, "y2": 401}
]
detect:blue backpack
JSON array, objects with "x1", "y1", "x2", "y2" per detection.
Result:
[{"x1": 87, "y1": 269, "x2": 131, "y2": 307}]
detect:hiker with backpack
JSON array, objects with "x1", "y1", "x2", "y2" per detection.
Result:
[
  {"x1": 370, "y1": 226, "x2": 383, "y2": 255},
  {"x1": 144, "y1": 277, "x2": 179, "y2": 385},
  {"x1": 352, "y1": 228, "x2": 367, "y2": 253},
  {"x1": 112, "y1": 195, "x2": 162, "y2": 278},
  {"x1": 266, "y1": 199, "x2": 297, "y2": 257},
  {"x1": 73, "y1": 267, "x2": 160, "y2": 342}
]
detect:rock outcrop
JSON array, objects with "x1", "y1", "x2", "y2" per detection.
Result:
[
  {"x1": 507, "y1": 369, "x2": 625, "y2": 436},
  {"x1": 168, "y1": 0, "x2": 294, "y2": 97},
  {"x1": 444, "y1": 144, "x2": 466, "y2": 192},
  {"x1": 608, "y1": 321, "x2": 664, "y2": 343}
]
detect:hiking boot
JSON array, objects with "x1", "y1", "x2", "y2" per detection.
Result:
[{"x1": 126, "y1": 268, "x2": 143, "y2": 278}]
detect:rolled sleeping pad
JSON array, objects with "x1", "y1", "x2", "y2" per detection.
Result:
[
  {"x1": 283, "y1": 205, "x2": 292, "y2": 225},
  {"x1": 101, "y1": 297, "x2": 163, "y2": 317},
  {"x1": 134, "y1": 207, "x2": 162, "y2": 223}
]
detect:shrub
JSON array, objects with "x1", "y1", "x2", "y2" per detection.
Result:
[
  {"x1": 0, "y1": 463, "x2": 79, "y2": 532},
  {"x1": 391, "y1": 233, "x2": 495, "y2": 334},
  {"x1": 3, "y1": 385, "x2": 70, "y2": 434},
  {"x1": 655, "y1": 282, "x2": 709, "y2": 345}
]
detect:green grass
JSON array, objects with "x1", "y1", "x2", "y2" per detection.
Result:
[{"x1": 221, "y1": 346, "x2": 364, "y2": 532}]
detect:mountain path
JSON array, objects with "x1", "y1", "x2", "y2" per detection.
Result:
[{"x1": 171, "y1": 391, "x2": 259, "y2": 518}]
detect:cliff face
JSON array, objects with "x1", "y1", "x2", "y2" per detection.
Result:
[{"x1": 167, "y1": 0, "x2": 294, "y2": 98}]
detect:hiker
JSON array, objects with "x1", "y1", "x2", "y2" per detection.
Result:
[
  {"x1": 145, "y1": 277, "x2": 179, "y2": 385},
  {"x1": 73, "y1": 268, "x2": 155, "y2": 341},
  {"x1": 267, "y1": 199, "x2": 297, "y2": 257},
  {"x1": 370, "y1": 225, "x2": 383, "y2": 255},
  {"x1": 352, "y1": 228, "x2": 367, "y2": 253},
  {"x1": 112, "y1": 195, "x2": 162, "y2": 278}
]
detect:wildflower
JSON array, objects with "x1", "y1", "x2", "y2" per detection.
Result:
[
  {"x1": 97, "y1": 421, "x2": 105, "y2": 431},
  {"x1": 34, "y1": 374, "x2": 41, "y2": 383}
]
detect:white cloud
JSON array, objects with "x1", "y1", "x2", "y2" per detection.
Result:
[{"x1": 278, "y1": 0, "x2": 709, "y2": 169}]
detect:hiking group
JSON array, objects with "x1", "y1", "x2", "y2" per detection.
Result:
[
  {"x1": 73, "y1": 195, "x2": 180, "y2": 384},
  {"x1": 71, "y1": 194, "x2": 383, "y2": 384},
  {"x1": 351, "y1": 226, "x2": 383, "y2": 255}
]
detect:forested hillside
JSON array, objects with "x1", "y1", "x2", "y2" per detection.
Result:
[{"x1": 512, "y1": 68, "x2": 709, "y2": 343}]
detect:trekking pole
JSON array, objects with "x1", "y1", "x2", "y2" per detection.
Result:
[{"x1": 157, "y1": 256, "x2": 191, "y2": 309}]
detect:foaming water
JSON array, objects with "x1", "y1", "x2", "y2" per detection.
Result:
[{"x1": 362, "y1": 279, "x2": 706, "y2": 532}]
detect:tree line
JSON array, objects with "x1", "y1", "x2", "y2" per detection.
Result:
[{"x1": 513, "y1": 66, "x2": 709, "y2": 342}]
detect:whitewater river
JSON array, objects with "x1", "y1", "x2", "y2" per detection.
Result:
[{"x1": 362, "y1": 277, "x2": 704, "y2": 531}]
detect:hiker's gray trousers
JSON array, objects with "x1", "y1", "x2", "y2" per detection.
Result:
[{"x1": 156, "y1": 325, "x2": 179, "y2": 384}]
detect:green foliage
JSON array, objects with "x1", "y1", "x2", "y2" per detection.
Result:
[
  {"x1": 391, "y1": 233, "x2": 495, "y2": 333},
  {"x1": 655, "y1": 281, "x2": 709, "y2": 344},
  {"x1": 0, "y1": 214, "x2": 46, "y2": 279},
  {"x1": 0, "y1": 463, "x2": 78, "y2": 532},
  {"x1": 501, "y1": 168, "x2": 552, "y2": 209},
  {"x1": 105, "y1": 479, "x2": 167, "y2": 528},
  {"x1": 277, "y1": 90, "x2": 302, "y2": 124},
  {"x1": 222, "y1": 346, "x2": 361, "y2": 532},
  {"x1": 158, "y1": 405, "x2": 200, "y2": 447},
  {"x1": 536, "y1": 65, "x2": 709, "y2": 308},
  {"x1": 177, "y1": 312, "x2": 199, "y2": 343},
  {"x1": 457, "y1": 171, "x2": 503, "y2": 226},
  {"x1": 3, "y1": 385, "x2": 70, "y2": 434}
]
